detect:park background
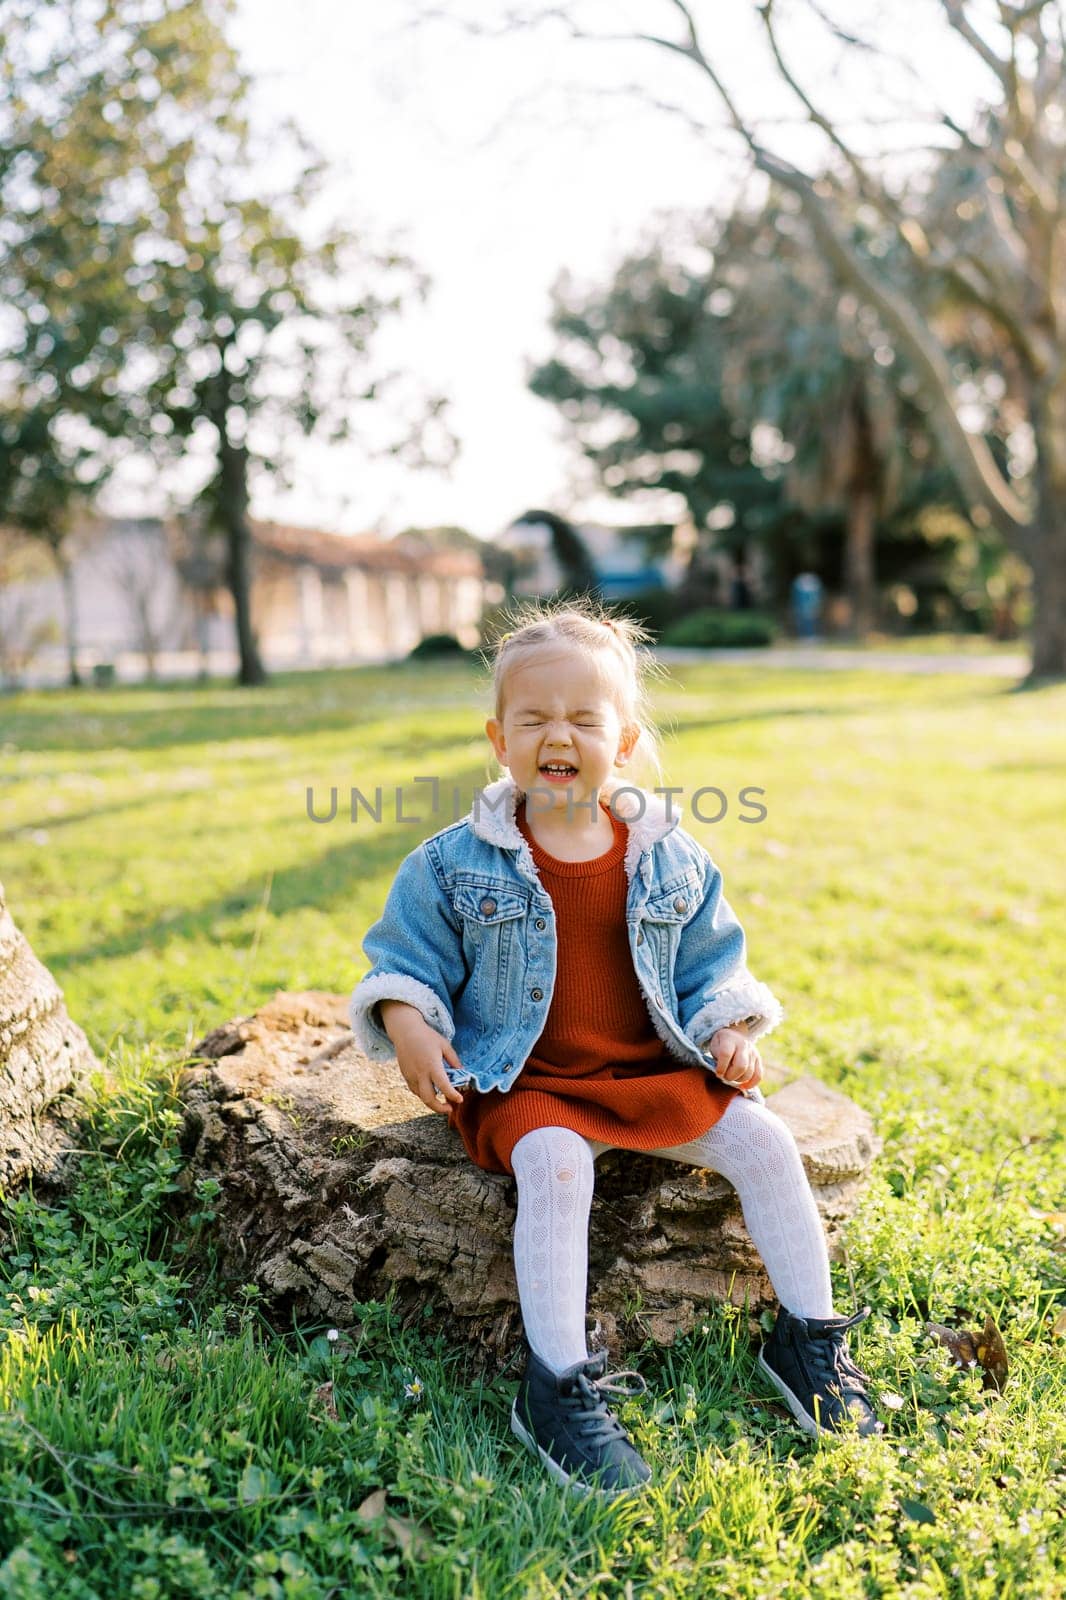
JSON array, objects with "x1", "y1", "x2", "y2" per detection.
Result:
[{"x1": 1, "y1": 2, "x2": 1064, "y2": 1596}]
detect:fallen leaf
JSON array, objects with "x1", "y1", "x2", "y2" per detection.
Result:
[
  {"x1": 925, "y1": 1315, "x2": 1009, "y2": 1392},
  {"x1": 974, "y1": 1316, "x2": 1010, "y2": 1391},
  {"x1": 1051, "y1": 1308, "x2": 1066, "y2": 1340},
  {"x1": 354, "y1": 1489, "x2": 430, "y2": 1557},
  {"x1": 926, "y1": 1321, "x2": 977, "y2": 1365},
  {"x1": 1030, "y1": 1209, "x2": 1066, "y2": 1241},
  {"x1": 357, "y1": 1488, "x2": 387, "y2": 1522},
  {"x1": 313, "y1": 1380, "x2": 338, "y2": 1420},
  {"x1": 386, "y1": 1513, "x2": 432, "y2": 1558}
]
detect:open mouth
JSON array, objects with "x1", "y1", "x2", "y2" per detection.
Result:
[{"x1": 538, "y1": 762, "x2": 578, "y2": 780}]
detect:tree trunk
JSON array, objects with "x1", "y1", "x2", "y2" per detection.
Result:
[
  {"x1": 211, "y1": 371, "x2": 267, "y2": 689},
  {"x1": 843, "y1": 387, "x2": 879, "y2": 641},
  {"x1": 134, "y1": 599, "x2": 159, "y2": 682},
  {"x1": 1028, "y1": 388, "x2": 1066, "y2": 679},
  {"x1": 686, "y1": 532, "x2": 725, "y2": 609},
  {"x1": 0, "y1": 882, "x2": 99, "y2": 1190},
  {"x1": 176, "y1": 992, "x2": 881, "y2": 1371},
  {"x1": 1028, "y1": 517, "x2": 1066, "y2": 678},
  {"x1": 843, "y1": 489, "x2": 877, "y2": 640},
  {"x1": 220, "y1": 436, "x2": 266, "y2": 687},
  {"x1": 56, "y1": 551, "x2": 82, "y2": 688}
]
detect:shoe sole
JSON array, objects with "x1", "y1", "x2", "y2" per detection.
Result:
[
  {"x1": 752, "y1": 1344, "x2": 816, "y2": 1433},
  {"x1": 757, "y1": 1346, "x2": 883, "y2": 1438},
  {"x1": 509, "y1": 1402, "x2": 652, "y2": 1500}
]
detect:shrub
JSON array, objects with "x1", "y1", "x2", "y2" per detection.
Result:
[
  {"x1": 406, "y1": 632, "x2": 470, "y2": 660},
  {"x1": 659, "y1": 608, "x2": 778, "y2": 648},
  {"x1": 613, "y1": 586, "x2": 701, "y2": 640}
]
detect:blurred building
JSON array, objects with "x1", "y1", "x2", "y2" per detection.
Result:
[
  {"x1": 2, "y1": 517, "x2": 488, "y2": 687},
  {"x1": 241, "y1": 522, "x2": 486, "y2": 664}
]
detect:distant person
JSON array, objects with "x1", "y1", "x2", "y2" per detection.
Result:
[
  {"x1": 351, "y1": 596, "x2": 883, "y2": 1501},
  {"x1": 791, "y1": 571, "x2": 823, "y2": 640}
]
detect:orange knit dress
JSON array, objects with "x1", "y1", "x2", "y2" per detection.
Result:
[{"x1": 447, "y1": 796, "x2": 739, "y2": 1176}]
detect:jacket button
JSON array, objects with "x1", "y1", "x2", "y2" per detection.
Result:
[
  {"x1": 673, "y1": 895, "x2": 687, "y2": 914},
  {"x1": 480, "y1": 896, "x2": 496, "y2": 916},
  {"x1": 535, "y1": 918, "x2": 546, "y2": 930},
  {"x1": 530, "y1": 987, "x2": 543, "y2": 1001}
]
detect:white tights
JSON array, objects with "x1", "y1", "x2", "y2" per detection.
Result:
[{"x1": 510, "y1": 1093, "x2": 835, "y2": 1375}]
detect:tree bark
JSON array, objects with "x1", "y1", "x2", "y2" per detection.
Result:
[
  {"x1": 843, "y1": 384, "x2": 880, "y2": 640},
  {"x1": 210, "y1": 351, "x2": 266, "y2": 688},
  {"x1": 219, "y1": 431, "x2": 267, "y2": 688},
  {"x1": 0, "y1": 882, "x2": 99, "y2": 1191},
  {"x1": 1028, "y1": 387, "x2": 1066, "y2": 679},
  {"x1": 1028, "y1": 509, "x2": 1066, "y2": 678},
  {"x1": 56, "y1": 550, "x2": 82, "y2": 688},
  {"x1": 176, "y1": 991, "x2": 882, "y2": 1370}
]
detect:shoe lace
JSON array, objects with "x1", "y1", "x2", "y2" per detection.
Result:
[
  {"x1": 564, "y1": 1367, "x2": 648, "y2": 1441},
  {"x1": 805, "y1": 1309, "x2": 873, "y2": 1399}
]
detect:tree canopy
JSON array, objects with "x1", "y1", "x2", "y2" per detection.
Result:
[
  {"x1": 442, "y1": 0, "x2": 1066, "y2": 675},
  {"x1": 0, "y1": 0, "x2": 451, "y2": 684}
]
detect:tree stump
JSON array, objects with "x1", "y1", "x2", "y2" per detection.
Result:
[
  {"x1": 0, "y1": 880, "x2": 100, "y2": 1191},
  {"x1": 177, "y1": 991, "x2": 881, "y2": 1367}
]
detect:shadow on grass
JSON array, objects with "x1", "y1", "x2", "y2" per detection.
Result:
[
  {"x1": 0, "y1": 661, "x2": 486, "y2": 755},
  {"x1": 0, "y1": 791, "x2": 171, "y2": 842},
  {"x1": 672, "y1": 683, "x2": 1008, "y2": 734},
  {"x1": 986, "y1": 758, "x2": 1066, "y2": 772},
  {"x1": 41, "y1": 763, "x2": 489, "y2": 974},
  {"x1": 1002, "y1": 671, "x2": 1066, "y2": 695}
]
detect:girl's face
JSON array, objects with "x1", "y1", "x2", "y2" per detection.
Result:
[{"x1": 485, "y1": 645, "x2": 639, "y2": 815}]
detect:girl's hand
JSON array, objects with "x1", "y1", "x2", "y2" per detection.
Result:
[
  {"x1": 386, "y1": 1010, "x2": 466, "y2": 1114},
  {"x1": 708, "y1": 1026, "x2": 763, "y2": 1090}
]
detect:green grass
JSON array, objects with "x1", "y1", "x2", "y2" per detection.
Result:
[{"x1": 1, "y1": 660, "x2": 1064, "y2": 1598}]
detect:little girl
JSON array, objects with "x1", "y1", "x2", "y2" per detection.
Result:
[{"x1": 350, "y1": 598, "x2": 882, "y2": 1498}]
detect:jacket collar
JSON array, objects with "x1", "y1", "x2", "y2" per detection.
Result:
[{"x1": 467, "y1": 772, "x2": 681, "y2": 884}]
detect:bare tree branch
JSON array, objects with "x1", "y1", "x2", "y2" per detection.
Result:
[
  {"x1": 760, "y1": 0, "x2": 886, "y2": 208},
  {"x1": 661, "y1": 0, "x2": 701, "y2": 50},
  {"x1": 573, "y1": 80, "x2": 732, "y2": 145},
  {"x1": 769, "y1": 168, "x2": 1030, "y2": 535},
  {"x1": 941, "y1": 0, "x2": 1011, "y2": 85},
  {"x1": 409, "y1": 0, "x2": 1052, "y2": 538},
  {"x1": 1003, "y1": 1, "x2": 1058, "y2": 23},
  {"x1": 984, "y1": 182, "x2": 1030, "y2": 273},
  {"x1": 1000, "y1": 135, "x2": 1059, "y2": 216},
  {"x1": 932, "y1": 249, "x2": 1044, "y2": 371},
  {"x1": 615, "y1": 7, "x2": 1031, "y2": 531}
]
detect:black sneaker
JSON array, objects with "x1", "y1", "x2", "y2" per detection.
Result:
[
  {"x1": 758, "y1": 1305, "x2": 885, "y2": 1438},
  {"x1": 510, "y1": 1345, "x2": 653, "y2": 1498}
]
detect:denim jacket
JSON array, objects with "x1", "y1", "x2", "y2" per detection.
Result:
[{"x1": 349, "y1": 773, "x2": 784, "y2": 1103}]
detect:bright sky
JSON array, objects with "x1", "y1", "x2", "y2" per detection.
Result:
[{"x1": 113, "y1": 1, "x2": 996, "y2": 542}]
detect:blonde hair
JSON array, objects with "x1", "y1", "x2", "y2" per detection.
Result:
[{"x1": 479, "y1": 594, "x2": 669, "y2": 789}]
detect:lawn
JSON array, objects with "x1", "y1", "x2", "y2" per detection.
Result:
[{"x1": 0, "y1": 659, "x2": 1064, "y2": 1598}]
